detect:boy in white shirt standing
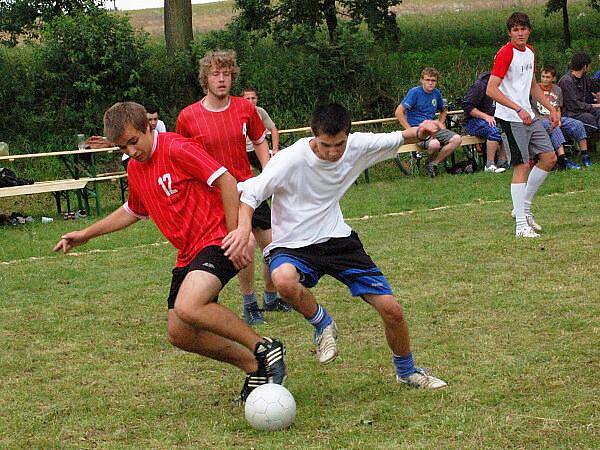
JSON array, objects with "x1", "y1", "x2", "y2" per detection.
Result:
[
  {"x1": 486, "y1": 12, "x2": 559, "y2": 238},
  {"x1": 224, "y1": 103, "x2": 447, "y2": 390}
]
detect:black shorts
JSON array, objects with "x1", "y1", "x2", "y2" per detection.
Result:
[
  {"x1": 252, "y1": 201, "x2": 271, "y2": 230},
  {"x1": 265, "y1": 231, "x2": 393, "y2": 297},
  {"x1": 166, "y1": 245, "x2": 239, "y2": 309},
  {"x1": 247, "y1": 150, "x2": 262, "y2": 172}
]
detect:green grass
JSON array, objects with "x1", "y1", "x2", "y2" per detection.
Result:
[{"x1": 1, "y1": 166, "x2": 599, "y2": 448}]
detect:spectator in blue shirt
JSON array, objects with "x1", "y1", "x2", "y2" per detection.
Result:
[{"x1": 395, "y1": 68, "x2": 462, "y2": 177}]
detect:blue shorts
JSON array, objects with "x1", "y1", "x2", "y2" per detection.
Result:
[
  {"x1": 464, "y1": 118, "x2": 502, "y2": 142},
  {"x1": 266, "y1": 231, "x2": 393, "y2": 297}
]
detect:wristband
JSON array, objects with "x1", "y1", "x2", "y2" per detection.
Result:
[{"x1": 515, "y1": 108, "x2": 523, "y2": 114}]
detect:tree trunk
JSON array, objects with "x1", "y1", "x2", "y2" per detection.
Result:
[
  {"x1": 562, "y1": 1, "x2": 571, "y2": 48},
  {"x1": 323, "y1": 0, "x2": 338, "y2": 42},
  {"x1": 164, "y1": 0, "x2": 193, "y2": 54}
]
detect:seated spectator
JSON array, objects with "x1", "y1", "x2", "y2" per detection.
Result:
[
  {"x1": 242, "y1": 87, "x2": 280, "y2": 171},
  {"x1": 534, "y1": 65, "x2": 591, "y2": 168},
  {"x1": 462, "y1": 71, "x2": 509, "y2": 173},
  {"x1": 395, "y1": 67, "x2": 462, "y2": 177},
  {"x1": 558, "y1": 53, "x2": 600, "y2": 134}
]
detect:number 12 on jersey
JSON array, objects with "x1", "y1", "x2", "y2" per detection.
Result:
[{"x1": 158, "y1": 173, "x2": 179, "y2": 196}]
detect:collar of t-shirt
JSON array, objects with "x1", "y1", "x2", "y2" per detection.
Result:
[{"x1": 200, "y1": 97, "x2": 231, "y2": 112}]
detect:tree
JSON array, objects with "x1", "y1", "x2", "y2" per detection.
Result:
[
  {"x1": 0, "y1": 0, "x2": 103, "y2": 46},
  {"x1": 164, "y1": 0, "x2": 193, "y2": 53},
  {"x1": 545, "y1": 0, "x2": 571, "y2": 48},
  {"x1": 233, "y1": 0, "x2": 402, "y2": 45}
]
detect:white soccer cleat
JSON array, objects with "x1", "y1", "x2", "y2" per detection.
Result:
[
  {"x1": 484, "y1": 164, "x2": 506, "y2": 173},
  {"x1": 315, "y1": 322, "x2": 338, "y2": 364},
  {"x1": 526, "y1": 214, "x2": 542, "y2": 232},
  {"x1": 396, "y1": 368, "x2": 447, "y2": 389},
  {"x1": 516, "y1": 226, "x2": 540, "y2": 238}
]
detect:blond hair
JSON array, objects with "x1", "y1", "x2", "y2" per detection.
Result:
[
  {"x1": 103, "y1": 102, "x2": 148, "y2": 142},
  {"x1": 198, "y1": 50, "x2": 240, "y2": 94},
  {"x1": 421, "y1": 67, "x2": 440, "y2": 80}
]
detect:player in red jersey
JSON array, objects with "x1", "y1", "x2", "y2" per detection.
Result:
[
  {"x1": 176, "y1": 50, "x2": 291, "y2": 326},
  {"x1": 53, "y1": 102, "x2": 286, "y2": 402}
]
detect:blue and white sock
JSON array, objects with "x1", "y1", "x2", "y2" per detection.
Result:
[
  {"x1": 393, "y1": 352, "x2": 416, "y2": 378},
  {"x1": 307, "y1": 304, "x2": 333, "y2": 336},
  {"x1": 243, "y1": 293, "x2": 258, "y2": 308},
  {"x1": 264, "y1": 291, "x2": 278, "y2": 306}
]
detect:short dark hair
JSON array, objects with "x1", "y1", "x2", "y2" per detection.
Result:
[
  {"x1": 507, "y1": 12, "x2": 531, "y2": 31},
  {"x1": 146, "y1": 105, "x2": 160, "y2": 115},
  {"x1": 570, "y1": 53, "x2": 592, "y2": 71},
  {"x1": 541, "y1": 65, "x2": 556, "y2": 77},
  {"x1": 242, "y1": 87, "x2": 258, "y2": 95},
  {"x1": 310, "y1": 103, "x2": 352, "y2": 137},
  {"x1": 104, "y1": 102, "x2": 148, "y2": 142}
]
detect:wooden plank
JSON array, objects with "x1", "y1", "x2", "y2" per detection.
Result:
[
  {"x1": 0, "y1": 178, "x2": 90, "y2": 198},
  {"x1": 396, "y1": 135, "x2": 485, "y2": 154},
  {"x1": 0, "y1": 146, "x2": 119, "y2": 162}
]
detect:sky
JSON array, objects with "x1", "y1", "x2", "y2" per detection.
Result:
[{"x1": 104, "y1": 0, "x2": 225, "y2": 11}]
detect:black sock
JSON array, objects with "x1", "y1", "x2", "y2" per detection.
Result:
[{"x1": 557, "y1": 154, "x2": 567, "y2": 168}]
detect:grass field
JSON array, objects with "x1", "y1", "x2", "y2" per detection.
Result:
[{"x1": 1, "y1": 164, "x2": 599, "y2": 448}]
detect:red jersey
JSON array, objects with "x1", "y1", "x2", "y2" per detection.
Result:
[
  {"x1": 124, "y1": 131, "x2": 229, "y2": 267},
  {"x1": 175, "y1": 96, "x2": 267, "y2": 182}
]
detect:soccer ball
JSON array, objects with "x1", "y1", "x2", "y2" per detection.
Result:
[{"x1": 244, "y1": 384, "x2": 296, "y2": 431}]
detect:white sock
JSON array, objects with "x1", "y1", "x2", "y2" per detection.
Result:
[
  {"x1": 524, "y1": 166, "x2": 549, "y2": 215},
  {"x1": 511, "y1": 183, "x2": 527, "y2": 229}
]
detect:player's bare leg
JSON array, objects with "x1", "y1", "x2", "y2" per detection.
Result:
[
  {"x1": 364, "y1": 293, "x2": 446, "y2": 389},
  {"x1": 238, "y1": 234, "x2": 265, "y2": 325},
  {"x1": 254, "y1": 228, "x2": 292, "y2": 312}
]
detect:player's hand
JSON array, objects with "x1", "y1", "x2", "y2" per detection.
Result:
[
  {"x1": 518, "y1": 108, "x2": 533, "y2": 125},
  {"x1": 485, "y1": 114, "x2": 496, "y2": 127},
  {"x1": 53, "y1": 230, "x2": 89, "y2": 254},
  {"x1": 222, "y1": 228, "x2": 252, "y2": 270},
  {"x1": 85, "y1": 136, "x2": 114, "y2": 149},
  {"x1": 417, "y1": 120, "x2": 441, "y2": 139},
  {"x1": 549, "y1": 109, "x2": 561, "y2": 129}
]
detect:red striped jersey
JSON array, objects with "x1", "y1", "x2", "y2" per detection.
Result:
[
  {"x1": 175, "y1": 96, "x2": 267, "y2": 181},
  {"x1": 124, "y1": 131, "x2": 229, "y2": 267}
]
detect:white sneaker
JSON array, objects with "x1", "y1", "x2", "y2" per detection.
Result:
[
  {"x1": 516, "y1": 226, "x2": 540, "y2": 238},
  {"x1": 396, "y1": 368, "x2": 447, "y2": 389},
  {"x1": 485, "y1": 164, "x2": 506, "y2": 173},
  {"x1": 526, "y1": 214, "x2": 542, "y2": 232},
  {"x1": 315, "y1": 322, "x2": 338, "y2": 364}
]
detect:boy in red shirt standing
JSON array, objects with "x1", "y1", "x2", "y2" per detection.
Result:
[
  {"x1": 177, "y1": 50, "x2": 290, "y2": 325},
  {"x1": 54, "y1": 102, "x2": 286, "y2": 402}
]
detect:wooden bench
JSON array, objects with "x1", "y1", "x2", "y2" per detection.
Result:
[{"x1": 0, "y1": 146, "x2": 126, "y2": 215}]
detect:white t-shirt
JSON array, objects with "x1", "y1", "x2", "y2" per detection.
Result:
[
  {"x1": 491, "y1": 42, "x2": 536, "y2": 122},
  {"x1": 238, "y1": 131, "x2": 405, "y2": 255}
]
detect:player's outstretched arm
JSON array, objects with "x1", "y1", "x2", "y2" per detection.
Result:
[
  {"x1": 214, "y1": 171, "x2": 252, "y2": 270},
  {"x1": 53, "y1": 206, "x2": 139, "y2": 254},
  {"x1": 395, "y1": 104, "x2": 412, "y2": 130},
  {"x1": 401, "y1": 120, "x2": 441, "y2": 144}
]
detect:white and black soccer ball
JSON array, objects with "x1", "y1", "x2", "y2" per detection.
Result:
[{"x1": 244, "y1": 384, "x2": 296, "y2": 431}]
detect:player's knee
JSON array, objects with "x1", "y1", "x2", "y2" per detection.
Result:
[
  {"x1": 428, "y1": 140, "x2": 441, "y2": 152},
  {"x1": 271, "y1": 266, "x2": 300, "y2": 297},
  {"x1": 449, "y1": 134, "x2": 462, "y2": 148},
  {"x1": 378, "y1": 299, "x2": 405, "y2": 324}
]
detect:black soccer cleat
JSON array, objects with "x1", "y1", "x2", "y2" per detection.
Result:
[
  {"x1": 254, "y1": 337, "x2": 287, "y2": 385},
  {"x1": 235, "y1": 367, "x2": 269, "y2": 405}
]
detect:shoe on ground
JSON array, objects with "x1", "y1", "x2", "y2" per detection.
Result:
[
  {"x1": 315, "y1": 321, "x2": 338, "y2": 364},
  {"x1": 424, "y1": 161, "x2": 438, "y2": 178},
  {"x1": 526, "y1": 214, "x2": 542, "y2": 232},
  {"x1": 564, "y1": 158, "x2": 581, "y2": 170},
  {"x1": 581, "y1": 154, "x2": 592, "y2": 167},
  {"x1": 496, "y1": 160, "x2": 510, "y2": 170},
  {"x1": 516, "y1": 226, "x2": 540, "y2": 238},
  {"x1": 396, "y1": 367, "x2": 447, "y2": 389},
  {"x1": 263, "y1": 296, "x2": 293, "y2": 312},
  {"x1": 235, "y1": 366, "x2": 269, "y2": 405},
  {"x1": 255, "y1": 337, "x2": 287, "y2": 385},
  {"x1": 484, "y1": 164, "x2": 506, "y2": 173},
  {"x1": 243, "y1": 303, "x2": 266, "y2": 325}
]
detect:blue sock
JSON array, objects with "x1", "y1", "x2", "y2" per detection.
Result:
[
  {"x1": 393, "y1": 353, "x2": 416, "y2": 378},
  {"x1": 307, "y1": 304, "x2": 333, "y2": 335},
  {"x1": 243, "y1": 293, "x2": 258, "y2": 308},
  {"x1": 264, "y1": 291, "x2": 278, "y2": 306}
]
